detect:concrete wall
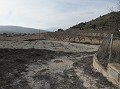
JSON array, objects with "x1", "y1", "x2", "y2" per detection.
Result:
[{"x1": 93, "y1": 54, "x2": 120, "y2": 87}]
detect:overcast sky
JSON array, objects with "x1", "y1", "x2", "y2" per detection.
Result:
[{"x1": 0, "y1": 0, "x2": 118, "y2": 31}]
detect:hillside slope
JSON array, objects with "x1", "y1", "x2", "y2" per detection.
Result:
[
  {"x1": 0, "y1": 26, "x2": 48, "y2": 34},
  {"x1": 68, "y1": 11, "x2": 120, "y2": 31}
]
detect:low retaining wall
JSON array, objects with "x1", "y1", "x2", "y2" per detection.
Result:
[{"x1": 93, "y1": 54, "x2": 120, "y2": 87}]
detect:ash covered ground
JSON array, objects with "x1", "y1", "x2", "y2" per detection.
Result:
[{"x1": 0, "y1": 40, "x2": 116, "y2": 89}]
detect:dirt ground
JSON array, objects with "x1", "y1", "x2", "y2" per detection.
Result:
[{"x1": 0, "y1": 40, "x2": 116, "y2": 89}]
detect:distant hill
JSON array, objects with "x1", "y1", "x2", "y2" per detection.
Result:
[
  {"x1": 0, "y1": 26, "x2": 48, "y2": 34},
  {"x1": 68, "y1": 11, "x2": 120, "y2": 31}
]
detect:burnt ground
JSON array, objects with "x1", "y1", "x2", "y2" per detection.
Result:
[
  {"x1": 73, "y1": 56, "x2": 115, "y2": 88},
  {"x1": 0, "y1": 49, "x2": 116, "y2": 89}
]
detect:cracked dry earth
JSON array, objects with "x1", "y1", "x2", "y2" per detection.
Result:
[{"x1": 0, "y1": 40, "x2": 116, "y2": 89}]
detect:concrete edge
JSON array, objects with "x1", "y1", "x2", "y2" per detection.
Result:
[{"x1": 93, "y1": 54, "x2": 120, "y2": 87}]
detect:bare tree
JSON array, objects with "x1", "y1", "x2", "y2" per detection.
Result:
[
  {"x1": 117, "y1": 0, "x2": 120, "y2": 11},
  {"x1": 109, "y1": 0, "x2": 120, "y2": 12},
  {"x1": 108, "y1": 0, "x2": 120, "y2": 32}
]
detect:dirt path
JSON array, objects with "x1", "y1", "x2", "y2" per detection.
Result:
[{"x1": 0, "y1": 40, "x2": 98, "y2": 52}]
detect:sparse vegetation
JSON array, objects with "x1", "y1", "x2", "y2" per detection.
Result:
[
  {"x1": 69, "y1": 12, "x2": 120, "y2": 31},
  {"x1": 0, "y1": 3, "x2": 120, "y2": 89}
]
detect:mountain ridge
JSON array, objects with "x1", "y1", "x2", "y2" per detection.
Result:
[{"x1": 0, "y1": 25, "x2": 48, "y2": 34}]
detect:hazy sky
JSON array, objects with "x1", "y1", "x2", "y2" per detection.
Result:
[{"x1": 0, "y1": 0, "x2": 118, "y2": 31}]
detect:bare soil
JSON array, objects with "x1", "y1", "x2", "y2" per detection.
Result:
[{"x1": 0, "y1": 40, "x2": 116, "y2": 89}]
